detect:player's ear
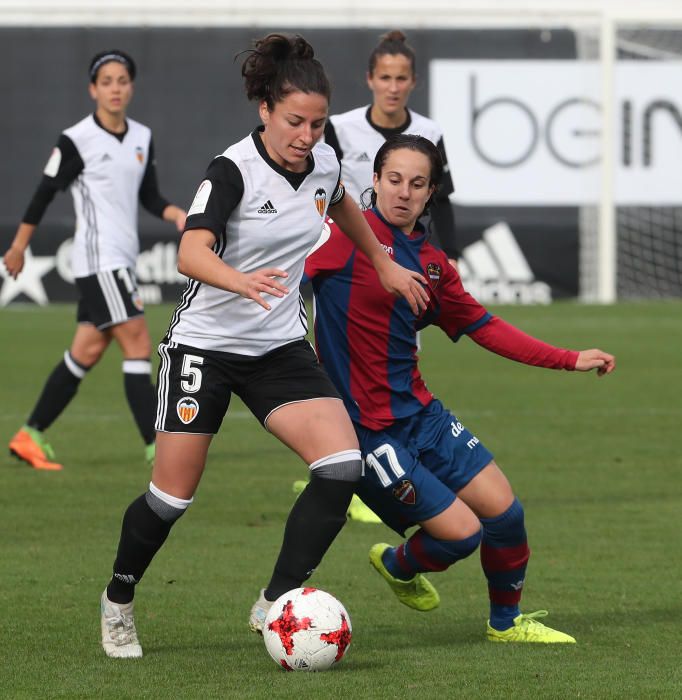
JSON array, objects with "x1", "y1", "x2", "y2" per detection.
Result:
[
  {"x1": 366, "y1": 71, "x2": 373, "y2": 91},
  {"x1": 258, "y1": 100, "x2": 270, "y2": 126},
  {"x1": 88, "y1": 82, "x2": 97, "y2": 101}
]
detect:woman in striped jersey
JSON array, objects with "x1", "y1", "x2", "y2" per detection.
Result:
[
  {"x1": 305, "y1": 134, "x2": 615, "y2": 644},
  {"x1": 4, "y1": 50, "x2": 186, "y2": 471}
]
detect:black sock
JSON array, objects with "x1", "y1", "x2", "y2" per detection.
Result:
[
  {"x1": 123, "y1": 359, "x2": 156, "y2": 445},
  {"x1": 107, "y1": 494, "x2": 173, "y2": 604},
  {"x1": 27, "y1": 352, "x2": 88, "y2": 431},
  {"x1": 265, "y1": 476, "x2": 355, "y2": 600}
]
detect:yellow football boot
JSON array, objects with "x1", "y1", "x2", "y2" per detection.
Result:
[
  {"x1": 487, "y1": 610, "x2": 576, "y2": 643},
  {"x1": 369, "y1": 543, "x2": 440, "y2": 611}
]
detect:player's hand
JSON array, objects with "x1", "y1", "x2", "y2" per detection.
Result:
[
  {"x1": 3, "y1": 246, "x2": 25, "y2": 279},
  {"x1": 173, "y1": 209, "x2": 187, "y2": 233},
  {"x1": 236, "y1": 268, "x2": 289, "y2": 311},
  {"x1": 376, "y1": 259, "x2": 429, "y2": 315},
  {"x1": 575, "y1": 349, "x2": 616, "y2": 376},
  {"x1": 448, "y1": 257, "x2": 459, "y2": 272}
]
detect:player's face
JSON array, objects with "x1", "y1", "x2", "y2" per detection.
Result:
[
  {"x1": 367, "y1": 54, "x2": 416, "y2": 119},
  {"x1": 259, "y1": 91, "x2": 328, "y2": 172},
  {"x1": 373, "y1": 149, "x2": 435, "y2": 234},
  {"x1": 89, "y1": 62, "x2": 133, "y2": 117}
]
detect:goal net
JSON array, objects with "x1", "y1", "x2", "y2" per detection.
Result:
[{"x1": 577, "y1": 20, "x2": 682, "y2": 300}]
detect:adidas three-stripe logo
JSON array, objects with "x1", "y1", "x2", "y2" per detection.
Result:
[
  {"x1": 258, "y1": 200, "x2": 278, "y2": 214},
  {"x1": 458, "y1": 222, "x2": 552, "y2": 304}
]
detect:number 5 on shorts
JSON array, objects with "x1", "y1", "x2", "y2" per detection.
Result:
[{"x1": 181, "y1": 354, "x2": 204, "y2": 393}]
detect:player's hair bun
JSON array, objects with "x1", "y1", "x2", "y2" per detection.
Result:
[
  {"x1": 369, "y1": 29, "x2": 416, "y2": 75},
  {"x1": 241, "y1": 33, "x2": 330, "y2": 108},
  {"x1": 379, "y1": 30, "x2": 407, "y2": 44}
]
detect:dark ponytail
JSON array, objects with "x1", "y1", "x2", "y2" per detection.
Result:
[
  {"x1": 241, "y1": 33, "x2": 331, "y2": 110},
  {"x1": 368, "y1": 30, "x2": 416, "y2": 76}
]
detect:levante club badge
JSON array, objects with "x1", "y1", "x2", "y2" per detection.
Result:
[
  {"x1": 426, "y1": 262, "x2": 442, "y2": 288},
  {"x1": 393, "y1": 479, "x2": 416, "y2": 505}
]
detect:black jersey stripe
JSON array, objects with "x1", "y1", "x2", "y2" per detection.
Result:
[
  {"x1": 155, "y1": 340, "x2": 172, "y2": 428},
  {"x1": 298, "y1": 292, "x2": 308, "y2": 335},
  {"x1": 166, "y1": 229, "x2": 228, "y2": 340}
]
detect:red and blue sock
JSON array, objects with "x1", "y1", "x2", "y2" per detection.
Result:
[
  {"x1": 480, "y1": 498, "x2": 530, "y2": 631},
  {"x1": 381, "y1": 528, "x2": 481, "y2": 580}
]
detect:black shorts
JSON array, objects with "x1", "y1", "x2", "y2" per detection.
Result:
[
  {"x1": 75, "y1": 268, "x2": 144, "y2": 330},
  {"x1": 155, "y1": 339, "x2": 341, "y2": 434}
]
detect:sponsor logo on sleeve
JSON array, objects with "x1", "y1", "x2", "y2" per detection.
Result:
[
  {"x1": 44, "y1": 147, "x2": 62, "y2": 177},
  {"x1": 188, "y1": 180, "x2": 212, "y2": 217}
]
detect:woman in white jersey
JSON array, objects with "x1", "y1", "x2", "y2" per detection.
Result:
[
  {"x1": 325, "y1": 30, "x2": 459, "y2": 263},
  {"x1": 3, "y1": 50, "x2": 186, "y2": 471},
  {"x1": 99, "y1": 33, "x2": 429, "y2": 659}
]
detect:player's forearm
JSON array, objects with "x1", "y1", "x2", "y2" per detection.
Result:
[
  {"x1": 329, "y1": 196, "x2": 391, "y2": 270},
  {"x1": 9, "y1": 223, "x2": 37, "y2": 253},
  {"x1": 177, "y1": 229, "x2": 242, "y2": 293},
  {"x1": 470, "y1": 316, "x2": 579, "y2": 370}
]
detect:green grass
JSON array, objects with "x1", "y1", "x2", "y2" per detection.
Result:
[{"x1": 1, "y1": 302, "x2": 681, "y2": 699}]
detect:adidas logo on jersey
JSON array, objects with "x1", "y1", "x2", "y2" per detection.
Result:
[
  {"x1": 258, "y1": 200, "x2": 278, "y2": 214},
  {"x1": 100, "y1": 153, "x2": 112, "y2": 162},
  {"x1": 458, "y1": 222, "x2": 552, "y2": 304},
  {"x1": 357, "y1": 152, "x2": 371, "y2": 162}
]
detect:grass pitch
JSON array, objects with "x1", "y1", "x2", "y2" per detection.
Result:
[{"x1": 1, "y1": 301, "x2": 681, "y2": 699}]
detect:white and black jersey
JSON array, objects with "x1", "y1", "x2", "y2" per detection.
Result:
[
  {"x1": 166, "y1": 127, "x2": 344, "y2": 356},
  {"x1": 23, "y1": 113, "x2": 169, "y2": 278},
  {"x1": 325, "y1": 105, "x2": 459, "y2": 258}
]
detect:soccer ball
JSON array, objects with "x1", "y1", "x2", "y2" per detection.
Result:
[{"x1": 262, "y1": 587, "x2": 352, "y2": 671}]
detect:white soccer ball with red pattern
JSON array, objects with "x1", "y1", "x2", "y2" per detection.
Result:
[{"x1": 262, "y1": 587, "x2": 352, "y2": 671}]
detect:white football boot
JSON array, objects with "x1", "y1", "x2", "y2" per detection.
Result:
[
  {"x1": 248, "y1": 588, "x2": 273, "y2": 633},
  {"x1": 100, "y1": 590, "x2": 143, "y2": 658}
]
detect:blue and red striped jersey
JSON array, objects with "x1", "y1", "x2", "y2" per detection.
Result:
[{"x1": 304, "y1": 208, "x2": 491, "y2": 430}]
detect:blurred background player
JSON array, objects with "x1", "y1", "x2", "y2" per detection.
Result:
[
  {"x1": 99, "y1": 33, "x2": 428, "y2": 658},
  {"x1": 4, "y1": 49, "x2": 186, "y2": 471},
  {"x1": 303, "y1": 134, "x2": 615, "y2": 643},
  {"x1": 324, "y1": 29, "x2": 459, "y2": 263}
]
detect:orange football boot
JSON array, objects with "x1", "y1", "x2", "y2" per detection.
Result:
[{"x1": 9, "y1": 428, "x2": 63, "y2": 471}]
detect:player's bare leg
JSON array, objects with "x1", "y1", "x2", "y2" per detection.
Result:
[{"x1": 249, "y1": 399, "x2": 362, "y2": 632}]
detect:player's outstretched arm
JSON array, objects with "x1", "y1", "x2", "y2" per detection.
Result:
[
  {"x1": 177, "y1": 228, "x2": 289, "y2": 311},
  {"x1": 2, "y1": 223, "x2": 36, "y2": 279},
  {"x1": 575, "y1": 349, "x2": 616, "y2": 376},
  {"x1": 328, "y1": 195, "x2": 428, "y2": 315}
]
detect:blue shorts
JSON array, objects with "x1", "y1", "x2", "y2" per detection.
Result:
[{"x1": 354, "y1": 399, "x2": 493, "y2": 536}]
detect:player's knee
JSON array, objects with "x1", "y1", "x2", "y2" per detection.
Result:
[
  {"x1": 145, "y1": 482, "x2": 193, "y2": 523},
  {"x1": 481, "y1": 497, "x2": 526, "y2": 544},
  {"x1": 309, "y1": 449, "x2": 362, "y2": 482}
]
